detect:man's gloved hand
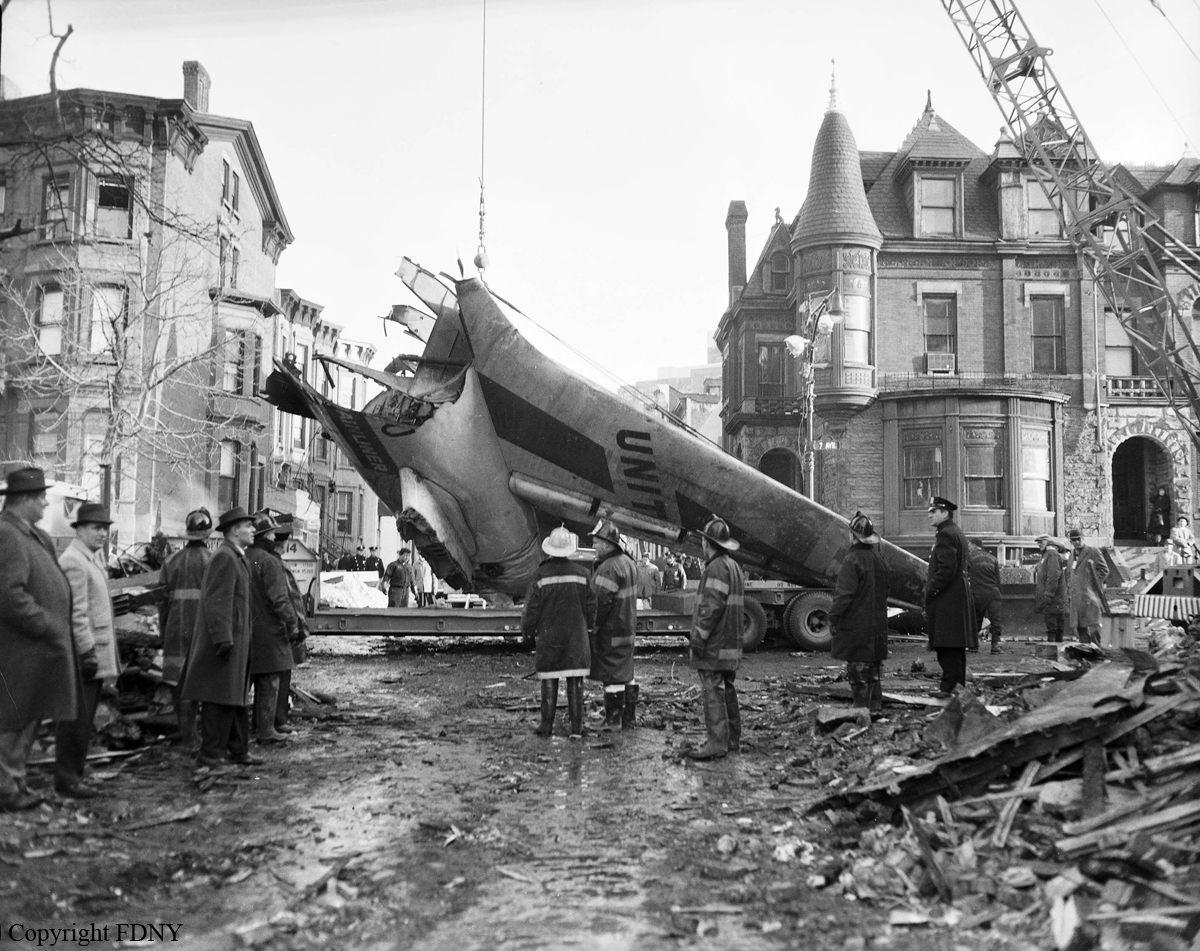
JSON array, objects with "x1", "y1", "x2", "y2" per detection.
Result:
[
  {"x1": 79, "y1": 648, "x2": 99, "y2": 680},
  {"x1": 215, "y1": 642, "x2": 233, "y2": 659}
]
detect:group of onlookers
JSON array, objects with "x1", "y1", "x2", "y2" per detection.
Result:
[{"x1": 1033, "y1": 530, "x2": 1111, "y2": 645}]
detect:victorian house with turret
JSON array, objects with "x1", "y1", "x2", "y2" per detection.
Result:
[{"x1": 718, "y1": 87, "x2": 1200, "y2": 560}]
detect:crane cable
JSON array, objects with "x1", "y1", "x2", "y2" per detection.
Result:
[
  {"x1": 474, "y1": 0, "x2": 490, "y2": 278},
  {"x1": 1150, "y1": 0, "x2": 1200, "y2": 65}
]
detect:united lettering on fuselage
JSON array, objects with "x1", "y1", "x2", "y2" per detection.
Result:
[{"x1": 616, "y1": 429, "x2": 669, "y2": 521}]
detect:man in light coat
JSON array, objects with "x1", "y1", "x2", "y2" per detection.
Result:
[
  {"x1": 828, "y1": 512, "x2": 890, "y2": 716},
  {"x1": 1066, "y1": 528, "x2": 1110, "y2": 646},
  {"x1": 925, "y1": 497, "x2": 976, "y2": 698},
  {"x1": 0, "y1": 468, "x2": 76, "y2": 811},
  {"x1": 181, "y1": 507, "x2": 263, "y2": 768},
  {"x1": 159, "y1": 508, "x2": 213, "y2": 745},
  {"x1": 55, "y1": 502, "x2": 119, "y2": 799},
  {"x1": 688, "y1": 518, "x2": 745, "y2": 760},
  {"x1": 588, "y1": 520, "x2": 640, "y2": 729},
  {"x1": 246, "y1": 513, "x2": 299, "y2": 745}
]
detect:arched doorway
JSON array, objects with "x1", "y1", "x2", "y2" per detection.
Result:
[
  {"x1": 759, "y1": 448, "x2": 800, "y2": 492},
  {"x1": 1112, "y1": 436, "x2": 1173, "y2": 541}
]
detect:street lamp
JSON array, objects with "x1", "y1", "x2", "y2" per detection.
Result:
[{"x1": 784, "y1": 288, "x2": 846, "y2": 499}]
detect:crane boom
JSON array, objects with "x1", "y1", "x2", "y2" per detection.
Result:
[{"x1": 940, "y1": 0, "x2": 1200, "y2": 449}]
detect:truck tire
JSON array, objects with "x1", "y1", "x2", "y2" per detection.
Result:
[
  {"x1": 782, "y1": 591, "x2": 833, "y2": 652},
  {"x1": 741, "y1": 598, "x2": 768, "y2": 652}
]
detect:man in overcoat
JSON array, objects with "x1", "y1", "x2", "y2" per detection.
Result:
[
  {"x1": 522, "y1": 527, "x2": 596, "y2": 738},
  {"x1": 588, "y1": 520, "x2": 639, "y2": 729},
  {"x1": 828, "y1": 512, "x2": 890, "y2": 716},
  {"x1": 181, "y1": 507, "x2": 263, "y2": 768},
  {"x1": 688, "y1": 517, "x2": 745, "y2": 760},
  {"x1": 925, "y1": 497, "x2": 975, "y2": 698},
  {"x1": 246, "y1": 513, "x2": 300, "y2": 744},
  {"x1": 1033, "y1": 534, "x2": 1070, "y2": 643},
  {"x1": 1066, "y1": 528, "x2": 1110, "y2": 645},
  {"x1": 0, "y1": 468, "x2": 75, "y2": 810},
  {"x1": 55, "y1": 502, "x2": 119, "y2": 798},
  {"x1": 968, "y1": 538, "x2": 1004, "y2": 654},
  {"x1": 159, "y1": 508, "x2": 213, "y2": 744}
]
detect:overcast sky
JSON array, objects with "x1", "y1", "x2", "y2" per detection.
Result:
[{"x1": 3, "y1": 0, "x2": 1198, "y2": 389}]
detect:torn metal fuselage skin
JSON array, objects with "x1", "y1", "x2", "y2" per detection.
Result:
[{"x1": 263, "y1": 260, "x2": 928, "y2": 605}]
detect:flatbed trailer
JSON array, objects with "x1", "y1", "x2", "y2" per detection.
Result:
[{"x1": 308, "y1": 607, "x2": 694, "y2": 638}]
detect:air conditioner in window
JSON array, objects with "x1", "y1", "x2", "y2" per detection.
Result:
[{"x1": 925, "y1": 353, "x2": 956, "y2": 374}]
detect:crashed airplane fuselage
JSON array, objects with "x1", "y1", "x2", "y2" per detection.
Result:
[{"x1": 263, "y1": 259, "x2": 928, "y2": 606}]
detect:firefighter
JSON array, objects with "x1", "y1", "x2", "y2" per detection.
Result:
[
  {"x1": 159, "y1": 508, "x2": 214, "y2": 745},
  {"x1": 588, "y1": 520, "x2": 639, "y2": 730}
]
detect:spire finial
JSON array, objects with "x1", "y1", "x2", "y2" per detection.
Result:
[
  {"x1": 827, "y1": 59, "x2": 838, "y2": 112},
  {"x1": 925, "y1": 89, "x2": 933, "y2": 113}
]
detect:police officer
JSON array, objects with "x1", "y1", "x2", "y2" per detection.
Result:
[{"x1": 925, "y1": 497, "x2": 975, "y2": 698}]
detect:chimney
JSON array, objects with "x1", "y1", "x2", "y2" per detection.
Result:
[
  {"x1": 725, "y1": 201, "x2": 748, "y2": 306},
  {"x1": 182, "y1": 61, "x2": 210, "y2": 113}
]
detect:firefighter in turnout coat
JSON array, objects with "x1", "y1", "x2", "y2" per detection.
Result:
[
  {"x1": 588, "y1": 520, "x2": 639, "y2": 730},
  {"x1": 246, "y1": 513, "x2": 300, "y2": 745},
  {"x1": 522, "y1": 527, "x2": 596, "y2": 738},
  {"x1": 828, "y1": 512, "x2": 890, "y2": 715},
  {"x1": 159, "y1": 508, "x2": 214, "y2": 744},
  {"x1": 688, "y1": 518, "x2": 745, "y2": 760},
  {"x1": 181, "y1": 507, "x2": 263, "y2": 768},
  {"x1": 925, "y1": 497, "x2": 976, "y2": 698}
]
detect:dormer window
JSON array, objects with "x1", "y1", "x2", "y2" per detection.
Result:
[
  {"x1": 768, "y1": 253, "x2": 790, "y2": 293},
  {"x1": 919, "y1": 176, "x2": 957, "y2": 235},
  {"x1": 1027, "y1": 181, "x2": 1061, "y2": 237}
]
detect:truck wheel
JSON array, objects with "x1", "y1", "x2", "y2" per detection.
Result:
[
  {"x1": 742, "y1": 599, "x2": 768, "y2": 652},
  {"x1": 782, "y1": 592, "x2": 833, "y2": 652}
]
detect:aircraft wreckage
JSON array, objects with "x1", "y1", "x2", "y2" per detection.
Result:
[{"x1": 263, "y1": 258, "x2": 928, "y2": 607}]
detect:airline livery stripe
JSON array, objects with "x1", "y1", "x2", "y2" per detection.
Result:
[
  {"x1": 594, "y1": 576, "x2": 619, "y2": 593},
  {"x1": 707, "y1": 579, "x2": 730, "y2": 595},
  {"x1": 538, "y1": 575, "x2": 589, "y2": 588}
]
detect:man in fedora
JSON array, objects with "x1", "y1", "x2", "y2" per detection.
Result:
[
  {"x1": 588, "y1": 519, "x2": 640, "y2": 730},
  {"x1": 181, "y1": 507, "x2": 263, "y2": 768},
  {"x1": 0, "y1": 467, "x2": 76, "y2": 810},
  {"x1": 1033, "y1": 533, "x2": 1070, "y2": 643},
  {"x1": 522, "y1": 526, "x2": 596, "y2": 738},
  {"x1": 1066, "y1": 528, "x2": 1109, "y2": 645},
  {"x1": 828, "y1": 512, "x2": 890, "y2": 716},
  {"x1": 55, "y1": 501, "x2": 119, "y2": 798},
  {"x1": 688, "y1": 517, "x2": 745, "y2": 760},
  {"x1": 246, "y1": 512, "x2": 299, "y2": 745},
  {"x1": 159, "y1": 508, "x2": 214, "y2": 745},
  {"x1": 925, "y1": 497, "x2": 976, "y2": 698}
]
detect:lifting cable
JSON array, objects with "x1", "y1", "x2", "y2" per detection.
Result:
[{"x1": 474, "y1": 0, "x2": 490, "y2": 278}]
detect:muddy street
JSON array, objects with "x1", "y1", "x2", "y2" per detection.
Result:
[{"x1": 0, "y1": 636, "x2": 1182, "y2": 950}]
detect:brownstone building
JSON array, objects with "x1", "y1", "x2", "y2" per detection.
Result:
[{"x1": 718, "y1": 89, "x2": 1200, "y2": 559}]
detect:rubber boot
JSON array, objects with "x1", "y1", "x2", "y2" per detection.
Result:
[
  {"x1": 254, "y1": 676, "x2": 288, "y2": 744},
  {"x1": 274, "y1": 669, "x2": 295, "y2": 733},
  {"x1": 725, "y1": 679, "x2": 741, "y2": 753},
  {"x1": 990, "y1": 634, "x2": 1002, "y2": 654},
  {"x1": 602, "y1": 691, "x2": 624, "y2": 731},
  {"x1": 534, "y1": 679, "x2": 558, "y2": 736},
  {"x1": 566, "y1": 677, "x2": 584, "y2": 739},
  {"x1": 622, "y1": 684, "x2": 639, "y2": 730},
  {"x1": 688, "y1": 675, "x2": 729, "y2": 760},
  {"x1": 847, "y1": 663, "x2": 871, "y2": 710},
  {"x1": 868, "y1": 663, "x2": 883, "y2": 717}
]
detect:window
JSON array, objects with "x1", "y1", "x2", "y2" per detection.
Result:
[
  {"x1": 80, "y1": 411, "x2": 109, "y2": 499},
  {"x1": 349, "y1": 378, "x2": 357, "y2": 410},
  {"x1": 223, "y1": 330, "x2": 245, "y2": 394},
  {"x1": 231, "y1": 169, "x2": 240, "y2": 213},
  {"x1": 903, "y1": 444, "x2": 942, "y2": 509},
  {"x1": 1031, "y1": 296, "x2": 1065, "y2": 372},
  {"x1": 757, "y1": 342, "x2": 785, "y2": 398},
  {"x1": 964, "y1": 441, "x2": 1004, "y2": 508},
  {"x1": 335, "y1": 490, "x2": 353, "y2": 536},
  {"x1": 221, "y1": 160, "x2": 240, "y2": 214},
  {"x1": 296, "y1": 343, "x2": 310, "y2": 382},
  {"x1": 90, "y1": 285, "x2": 126, "y2": 355},
  {"x1": 221, "y1": 160, "x2": 231, "y2": 206},
  {"x1": 30, "y1": 410, "x2": 65, "y2": 476},
  {"x1": 41, "y1": 177, "x2": 71, "y2": 240},
  {"x1": 96, "y1": 177, "x2": 132, "y2": 239},
  {"x1": 842, "y1": 293, "x2": 871, "y2": 365},
  {"x1": 1021, "y1": 430, "x2": 1052, "y2": 511},
  {"x1": 250, "y1": 334, "x2": 263, "y2": 397},
  {"x1": 315, "y1": 429, "x2": 329, "y2": 461},
  {"x1": 230, "y1": 246, "x2": 240, "y2": 289},
  {"x1": 292, "y1": 413, "x2": 306, "y2": 451},
  {"x1": 0, "y1": 179, "x2": 7, "y2": 223},
  {"x1": 36, "y1": 286, "x2": 65, "y2": 355},
  {"x1": 919, "y1": 176, "x2": 956, "y2": 235},
  {"x1": 1104, "y1": 308, "x2": 1134, "y2": 376},
  {"x1": 219, "y1": 440, "x2": 241, "y2": 512},
  {"x1": 1027, "y1": 181, "x2": 1061, "y2": 237},
  {"x1": 769, "y1": 253, "x2": 790, "y2": 293},
  {"x1": 923, "y1": 294, "x2": 956, "y2": 354},
  {"x1": 219, "y1": 236, "x2": 229, "y2": 288}
]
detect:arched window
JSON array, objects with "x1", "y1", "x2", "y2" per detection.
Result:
[{"x1": 769, "y1": 253, "x2": 790, "y2": 293}]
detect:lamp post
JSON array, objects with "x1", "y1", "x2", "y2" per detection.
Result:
[{"x1": 784, "y1": 288, "x2": 846, "y2": 499}]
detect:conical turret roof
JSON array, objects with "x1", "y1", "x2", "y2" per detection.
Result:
[{"x1": 793, "y1": 101, "x2": 882, "y2": 252}]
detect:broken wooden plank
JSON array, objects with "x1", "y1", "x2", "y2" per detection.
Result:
[
  {"x1": 1081, "y1": 740, "x2": 1107, "y2": 821},
  {"x1": 1144, "y1": 741, "x2": 1200, "y2": 780},
  {"x1": 1062, "y1": 775, "x2": 1199, "y2": 837},
  {"x1": 1057, "y1": 799, "x2": 1200, "y2": 856},
  {"x1": 902, "y1": 806, "x2": 953, "y2": 902},
  {"x1": 993, "y1": 761, "x2": 1039, "y2": 848},
  {"x1": 125, "y1": 803, "x2": 200, "y2": 831}
]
